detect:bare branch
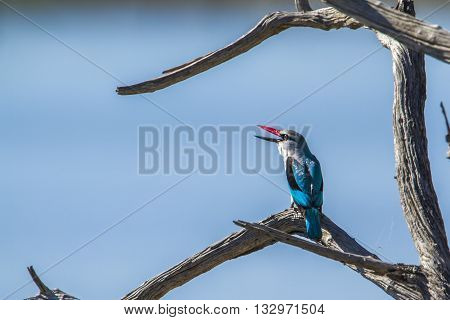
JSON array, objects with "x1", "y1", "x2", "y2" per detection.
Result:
[
  {"x1": 440, "y1": 102, "x2": 450, "y2": 159},
  {"x1": 234, "y1": 219, "x2": 418, "y2": 275},
  {"x1": 27, "y1": 266, "x2": 52, "y2": 295},
  {"x1": 324, "y1": 0, "x2": 450, "y2": 63},
  {"x1": 123, "y1": 209, "x2": 427, "y2": 300},
  {"x1": 376, "y1": 0, "x2": 450, "y2": 299},
  {"x1": 116, "y1": 0, "x2": 450, "y2": 96},
  {"x1": 25, "y1": 266, "x2": 78, "y2": 300},
  {"x1": 295, "y1": 0, "x2": 312, "y2": 13},
  {"x1": 116, "y1": 8, "x2": 362, "y2": 95}
]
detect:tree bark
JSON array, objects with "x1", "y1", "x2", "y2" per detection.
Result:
[
  {"x1": 377, "y1": 0, "x2": 450, "y2": 299},
  {"x1": 324, "y1": 0, "x2": 450, "y2": 63},
  {"x1": 117, "y1": 8, "x2": 361, "y2": 95},
  {"x1": 234, "y1": 219, "x2": 419, "y2": 276},
  {"x1": 21, "y1": 0, "x2": 450, "y2": 301}
]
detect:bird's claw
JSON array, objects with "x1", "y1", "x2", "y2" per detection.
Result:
[{"x1": 290, "y1": 202, "x2": 300, "y2": 213}]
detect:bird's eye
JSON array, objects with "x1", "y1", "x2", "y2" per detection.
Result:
[{"x1": 281, "y1": 134, "x2": 288, "y2": 141}]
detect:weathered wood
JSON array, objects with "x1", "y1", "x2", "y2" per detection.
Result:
[
  {"x1": 25, "y1": 266, "x2": 78, "y2": 300},
  {"x1": 234, "y1": 220, "x2": 419, "y2": 276},
  {"x1": 19, "y1": 0, "x2": 449, "y2": 302},
  {"x1": 376, "y1": 0, "x2": 450, "y2": 300},
  {"x1": 325, "y1": 0, "x2": 450, "y2": 63},
  {"x1": 116, "y1": 8, "x2": 362, "y2": 95},
  {"x1": 117, "y1": 1, "x2": 450, "y2": 95},
  {"x1": 123, "y1": 209, "x2": 427, "y2": 300}
]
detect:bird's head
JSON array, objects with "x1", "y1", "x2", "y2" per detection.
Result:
[{"x1": 255, "y1": 125, "x2": 308, "y2": 158}]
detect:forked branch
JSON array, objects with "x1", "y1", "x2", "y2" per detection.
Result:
[
  {"x1": 324, "y1": 0, "x2": 450, "y2": 63},
  {"x1": 117, "y1": 0, "x2": 450, "y2": 95},
  {"x1": 123, "y1": 209, "x2": 427, "y2": 300},
  {"x1": 116, "y1": 8, "x2": 362, "y2": 95},
  {"x1": 377, "y1": 0, "x2": 450, "y2": 300},
  {"x1": 25, "y1": 266, "x2": 78, "y2": 300},
  {"x1": 22, "y1": 0, "x2": 449, "y2": 301},
  {"x1": 119, "y1": 0, "x2": 447, "y2": 301},
  {"x1": 234, "y1": 219, "x2": 418, "y2": 276}
]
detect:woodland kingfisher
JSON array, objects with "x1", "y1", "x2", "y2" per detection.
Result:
[{"x1": 256, "y1": 125, "x2": 323, "y2": 240}]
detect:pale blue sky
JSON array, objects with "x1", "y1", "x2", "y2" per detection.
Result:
[{"x1": 1, "y1": 0, "x2": 449, "y2": 299}]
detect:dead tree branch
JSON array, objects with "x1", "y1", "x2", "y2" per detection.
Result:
[
  {"x1": 376, "y1": 0, "x2": 450, "y2": 300},
  {"x1": 123, "y1": 209, "x2": 427, "y2": 300},
  {"x1": 234, "y1": 219, "x2": 418, "y2": 276},
  {"x1": 116, "y1": 8, "x2": 362, "y2": 95},
  {"x1": 25, "y1": 266, "x2": 78, "y2": 300},
  {"x1": 21, "y1": 0, "x2": 449, "y2": 301},
  {"x1": 324, "y1": 0, "x2": 450, "y2": 63},
  {"x1": 118, "y1": 0, "x2": 448, "y2": 300},
  {"x1": 440, "y1": 102, "x2": 450, "y2": 159},
  {"x1": 116, "y1": 1, "x2": 450, "y2": 95}
]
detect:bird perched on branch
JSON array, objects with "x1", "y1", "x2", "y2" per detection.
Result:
[{"x1": 256, "y1": 125, "x2": 323, "y2": 240}]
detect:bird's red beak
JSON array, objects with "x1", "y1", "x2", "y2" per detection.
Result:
[
  {"x1": 255, "y1": 125, "x2": 282, "y2": 143},
  {"x1": 257, "y1": 125, "x2": 281, "y2": 137}
]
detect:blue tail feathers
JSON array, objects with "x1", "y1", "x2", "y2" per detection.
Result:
[{"x1": 305, "y1": 208, "x2": 322, "y2": 240}]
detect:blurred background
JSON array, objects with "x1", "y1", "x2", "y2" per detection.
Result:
[{"x1": 1, "y1": 0, "x2": 449, "y2": 299}]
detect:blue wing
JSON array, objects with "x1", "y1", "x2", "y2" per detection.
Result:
[
  {"x1": 286, "y1": 156, "x2": 323, "y2": 209},
  {"x1": 307, "y1": 155, "x2": 323, "y2": 209}
]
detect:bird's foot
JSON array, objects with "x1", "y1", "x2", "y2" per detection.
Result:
[{"x1": 290, "y1": 202, "x2": 300, "y2": 213}]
